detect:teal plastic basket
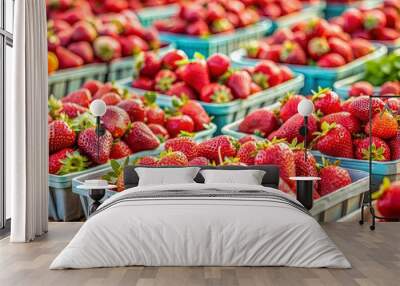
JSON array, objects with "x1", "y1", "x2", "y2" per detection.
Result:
[
  {"x1": 116, "y1": 74, "x2": 304, "y2": 135},
  {"x1": 136, "y1": 4, "x2": 179, "y2": 27},
  {"x1": 158, "y1": 20, "x2": 273, "y2": 58},
  {"x1": 230, "y1": 44, "x2": 387, "y2": 94},
  {"x1": 324, "y1": 0, "x2": 383, "y2": 19},
  {"x1": 48, "y1": 43, "x2": 173, "y2": 98},
  {"x1": 371, "y1": 40, "x2": 400, "y2": 52}
]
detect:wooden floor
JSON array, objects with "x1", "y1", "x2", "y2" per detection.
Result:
[{"x1": 0, "y1": 223, "x2": 399, "y2": 286}]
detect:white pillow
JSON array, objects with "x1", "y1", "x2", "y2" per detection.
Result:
[
  {"x1": 135, "y1": 167, "x2": 200, "y2": 186},
  {"x1": 200, "y1": 169, "x2": 266, "y2": 185}
]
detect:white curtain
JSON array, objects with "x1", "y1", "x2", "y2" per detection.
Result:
[{"x1": 8, "y1": 0, "x2": 48, "y2": 242}]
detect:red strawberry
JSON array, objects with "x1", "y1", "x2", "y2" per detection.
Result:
[
  {"x1": 148, "y1": 123, "x2": 169, "y2": 142},
  {"x1": 186, "y1": 20, "x2": 210, "y2": 37},
  {"x1": 59, "y1": 102, "x2": 87, "y2": 118},
  {"x1": 117, "y1": 99, "x2": 145, "y2": 122},
  {"x1": 227, "y1": 70, "x2": 252, "y2": 99},
  {"x1": 365, "y1": 110, "x2": 399, "y2": 139},
  {"x1": 123, "y1": 121, "x2": 160, "y2": 153},
  {"x1": 166, "y1": 82, "x2": 197, "y2": 100},
  {"x1": 308, "y1": 37, "x2": 330, "y2": 60},
  {"x1": 354, "y1": 136, "x2": 391, "y2": 161},
  {"x1": 142, "y1": 92, "x2": 165, "y2": 125},
  {"x1": 237, "y1": 141, "x2": 258, "y2": 165},
  {"x1": 349, "y1": 81, "x2": 374, "y2": 97},
  {"x1": 383, "y1": 6, "x2": 399, "y2": 28},
  {"x1": 312, "y1": 88, "x2": 342, "y2": 115},
  {"x1": 279, "y1": 66, "x2": 294, "y2": 82},
  {"x1": 211, "y1": 18, "x2": 234, "y2": 34},
  {"x1": 180, "y1": 59, "x2": 210, "y2": 93},
  {"x1": 71, "y1": 21, "x2": 97, "y2": 42},
  {"x1": 61, "y1": 88, "x2": 91, "y2": 108},
  {"x1": 101, "y1": 92, "x2": 122, "y2": 106},
  {"x1": 341, "y1": 97, "x2": 355, "y2": 113},
  {"x1": 165, "y1": 137, "x2": 198, "y2": 161},
  {"x1": 389, "y1": 131, "x2": 400, "y2": 160},
  {"x1": 48, "y1": 120, "x2": 76, "y2": 154},
  {"x1": 279, "y1": 41, "x2": 307, "y2": 65},
  {"x1": 254, "y1": 140, "x2": 296, "y2": 192},
  {"x1": 161, "y1": 50, "x2": 188, "y2": 70},
  {"x1": 348, "y1": 95, "x2": 385, "y2": 121},
  {"x1": 262, "y1": 44, "x2": 282, "y2": 62},
  {"x1": 177, "y1": 98, "x2": 212, "y2": 131},
  {"x1": 271, "y1": 28, "x2": 294, "y2": 44},
  {"x1": 252, "y1": 60, "x2": 282, "y2": 88},
  {"x1": 119, "y1": 35, "x2": 148, "y2": 57},
  {"x1": 350, "y1": 39, "x2": 374, "y2": 58},
  {"x1": 373, "y1": 27, "x2": 400, "y2": 41},
  {"x1": 93, "y1": 82, "x2": 122, "y2": 100},
  {"x1": 158, "y1": 150, "x2": 188, "y2": 166},
  {"x1": 165, "y1": 115, "x2": 195, "y2": 138},
  {"x1": 136, "y1": 156, "x2": 158, "y2": 166},
  {"x1": 321, "y1": 112, "x2": 361, "y2": 134},
  {"x1": 206, "y1": 53, "x2": 230, "y2": 78},
  {"x1": 239, "y1": 135, "x2": 256, "y2": 145},
  {"x1": 279, "y1": 93, "x2": 303, "y2": 122},
  {"x1": 78, "y1": 127, "x2": 113, "y2": 164},
  {"x1": 82, "y1": 80, "x2": 103, "y2": 96},
  {"x1": 93, "y1": 36, "x2": 121, "y2": 62},
  {"x1": 239, "y1": 108, "x2": 278, "y2": 137},
  {"x1": 304, "y1": 18, "x2": 330, "y2": 38},
  {"x1": 318, "y1": 159, "x2": 351, "y2": 196},
  {"x1": 328, "y1": 37, "x2": 353, "y2": 63},
  {"x1": 341, "y1": 8, "x2": 364, "y2": 33},
  {"x1": 380, "y1": 81, "x2": 400, "y2": 96},
  {"x1": 48, "y1": 114, "x2": 53, "y2": 124},
  {"x1": 200, "y1": 83, "x2": 233, "y2": 103},
  {"x1": 373, "y1": 178, "x2": 400, "y2": 218},
  {"x1": 363, "y1": 10, "x2": 387, "y2": 30},
  {"x1": 314, "y1": 122, "x2": 354, "y2": 158},
  {"x1": 55, "y1": 46, "x2": 83, "y2": 69},
  {"x1": 197, "y1": 135, "x2": 238, "y2": 164},
  {"x1": 137, "y1": 52, "x2": 162, "y2": 78},
  {"x1": 49, "y1": 148, "x2": 88, "y2": 175},
  {"x1": 206, "y1": 2, "x2": 225, "y2": 22},
  {"x1": 101, "y1": 106, "x2": 130, "y2": 138},
  {"x1": 317, "y1": 53, "x2": 346, "y2": 67},
  {"x1": 180, "y1": 3, "x2": 206, "y2": 22},
  {"x1": 132, "y1": 76, "x2": 155, "y2": 91},
  {"x1": 154, "y1": 70, "x2": 177, "y2": 93},
  {"x1": 67, "y1": 41, "x2": 94, "y2": 64},
  {"x1": 189, "y1": 157, "x2": 210, "y2": 166},
  {"x1": 110, "y1": 140, "x2": 132, "y2": 159}
]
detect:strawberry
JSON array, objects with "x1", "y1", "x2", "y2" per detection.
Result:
[
  {"x1": 321, "y1": 112, "x2": 361, "y2": 134},
  {"x1": 165, "y1": 137, "x2": 198, "y2": 161},
  {"x1": 81, "y1": 80, "x2": 103, "y2": 97},
  {"x1": 67, "y1": 41, "x2": 94, "y2": 64},
  {"x1": 55, "y1": 46, "x2": 83, "y2": 69},
  {"x1": 349, "y1": 81, "x2": 374, "y2": 97},
  {"x1": 136, "y1": 156, "x2": 158, "y2": 166},
  {"x1": 380, "y1": 81, "x2": 400, "y2": 96},
  {"x1": 227, "y1": 71, "x2": 252, "y2": 99},
  {"x1": 117, "y1": 98, "x2": 145, "y2": 122},
  {"x1": 158, "y1": 150, "x2": 188, "y2": 166},
  {"x1": 348, "y1": 95, "x2": 385, "y2": 121},
  {"x1": 373, "y1": 27, "x2": 400, "y2": 41},
  {"x1": 252, "y1": 60, "x2": 282, "y2": 88},
  {"x1": 307, "y1": 37, "x2": 330, "y2": 60},
  {"x1": 148, "y1": 123, "x2": 169, "y2": 142},
  {"x1": 48, "y1": 119, "x2": 76, "y2": 154},
  {"x1": 61, "y1": 88, "x2": 91, "y2": 108},
  {"x1": 350, "y1": 39, "x2": 374, "y2": 58},
  {"x1": 93, "y1": 82, "x2": 122, "y2": 100},
  {"x1": 93, "y1": 36, "x2": 121, "y2": 62},
  {"x1": 142, "y1": 92, "x2": 165, "y2": 125},
  {"x1": 110, "y1": 140, "x2": 132, "y2": 159},
  {"x1": 165, "y1": 115, "x2": 194, "y2": 138},
  {"x1": 279, "y1": 41, "x2": 307, "y2": 65},
  {"x1": 166, "y1": 82, "x2": 197, "y2": 100},
  {"x1": 48, "y1": 114, "x2": 53, "y2": 124},
  {"x1": 101, "y1": 106, "x2": 130, "y2": 138},
  {"x1": 363, "y1": 10, "x2": 387, "y2": 30},
  {"x1": 318, "y1": 159, "x2": 351, "y2": 196},
  {"x1": 186, "y1": 20, "x2": 210, "y2": 36},
  {"x1": 254, "y1": 140, "x2": 296, "y2": 192},
  {"x1": 314, "y1": 122, "x2": 354, "y2": 158},
  {"x1": 101, "y1": 92, "x2": 122, "y2": 106},
  {"x1": 383, "y1": 6, "x2": 399, "y2": 28},
  {"x1": 238, "y1": 108, "x2": 278, "y2": 137},
  {"x1": 386, "y1": 98, "x2": 400, "y2": 113},
  {"x1": 317, "y1": 53, "x2": 346, "y2": 67},
  {"x1": 200, "y1": 83, "x2": 233, "y2": 103},
  {"x1": 206, "y1": 2, "x2": 225, "y2": 22},
  {"x1": 341, "y1": 8, "x2": 364, "y2": 33},
  {"x1": 271, "y1": 28, "x2": 294, "y2": 45},
  {"x1": 180, "y1": 3, "x2": 206, "y2": 22},
  {"x1": 119, "y1": 35, "x2": 148, "y2": 57},
  {"x1": 189, "y1": 156, "x2": 210, "y2": 166},
  {"x1": 328, "y1": 37, "x2": 353, "y2": 63},
  {"x1": 70, "y1": 21, "x2": 97, "y2": 42},
  {"x1": 279, "y1": 66, "x2": 294, "y2": 82},
  {"x1": 154, "y1": 70, "x2": 177, "y2": 93},
  {"x1": 389, "y1": 131, "x2": 400, "y2": 160},
  {"x1": 261, "y1": 44, "x2": 282, "y2": 62},
  {"x1": 365, "y1": 110, "x2": 399, "y2": 139},
  {"x1": 177, "y1": 98, "x2": 211, "y2": 131},
  {"x1": 373, "y1": 178, "x2": 400, "y2": 218},
  {"x1": 180, "y1": 59, "x2": 210, "y2": 93},
  {"x1": 211, "y1": 18, "x2": 234, "y2": 34},
  {"x1": 245, "y1": 40, "x2": 269, "y2": 59},
  {"x1": 238, "y1": 135, "x2": 257, "y2": 144},
  {"x1": 59, "y1": 102, "x2": 87, "y2": 118},
  {"x1": 123, "y1": 121, "x2": 160, "y2": 153},
  {"x1": 206, "y1": 53, "x2": 230, "y2": 78},
  {"x1": 132, "y1": 76, "x2": 155, "y2": 91},
  {"x1": 312, "y1": 88, "x2": 342, "y2": 115},
  {"x1": 49, "y1": 148, "x2": 88, "y2": 175},
  {"x1": 304, "y1": 18, "x2": 330, "y2": 38},
  {"x1": 161, "y1": 50, "x2": 188, "y2": 70},
  {"x1": 237, "y1": 141, "x2": 258, "y2": 165},
  {"x1": 78, "y1": 127, "x2": 113, "y2": 164},
  {"x1": 354, "y1": 136, "x2": 391, "y2": 161},
  {"x1": 136, "y1": 52, "x2": 161, "y2": 78},
  {"x1": 341, "y1": 97, "x2": 355, "y2": 113},
  {"x1": 279, "y1": 93, "x2": 303, "y2": 122},
  {"x1": 197, "y1": 135, "x2": 238, "y2": 164}
]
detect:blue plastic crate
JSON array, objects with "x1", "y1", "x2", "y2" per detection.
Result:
[
  {"x1": 159, "y1": 20, "x2": 273, "y2": 58},
  {"x1": 230, "y1": 44, "x2": 387, "y2": 94},
  {"x1": 136, "y1": 4, "x2": 179, "y2": 27},
  {"x1": 116, "y1": 74, "x2": 304, "y2": 135},
  {"x1": 324, "y1": 0, "x2": 383, "y2": 19}
]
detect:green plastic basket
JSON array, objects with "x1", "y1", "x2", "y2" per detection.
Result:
[
  {"x1": 116, "y1": 74, "x2": 304, "y2": 135},
  {"x1": 324, "y1": 0, "x2": 383, "y2": 19},
  {"x1": 136, "y1": 4, "x2": 179, "y2": 27},
  {"x1": 48, "y1": 44, "x2": 173, "y2": 98},
  {"x1": 230, "y1": 44, "x2": 387, "y2": 94},
  {"x1": 158, "y1": 20, "x2": 273, "y2": 58}
]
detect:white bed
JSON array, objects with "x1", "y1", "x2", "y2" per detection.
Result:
[{"x1": 50, "y1": 181, "x2": 351, "y2": 269}]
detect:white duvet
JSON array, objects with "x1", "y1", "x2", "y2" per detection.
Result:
[{"x1": 50, "y1": 183, "x2": 351, "y2": 269}]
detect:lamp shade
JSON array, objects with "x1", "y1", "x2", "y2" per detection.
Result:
[
  {"x1": 89, "y1": 99, "x2": 107, "y2": 117},
  {"x1": 298, "y1": 99, "x2": 314, "y2": 116}
]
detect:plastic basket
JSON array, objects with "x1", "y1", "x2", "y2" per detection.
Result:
[
  {"x1": 72, "y1": 166, "x2": 368, "y2": 222},
  {"x1": 48, "y1": 44, "x2": 173, "y2": 98},
  {"x1": 333, "y1": 72, "x2": 384, "y2": 99},
  {"x1": 158, "y1": 20, "x2": 273, "y2": 58},
  {"x1": 324, "y1": 0, "x2": 383, "y2": 19},
  {"x1": 136, "y1": 4, "x2": 179, "y2": 27},
  {"x1": 116, "y1": 74, "x2": 304, "y2": 135},
  {"x1": 230, "y1": 44, "x2": 387, "y2": 94}
]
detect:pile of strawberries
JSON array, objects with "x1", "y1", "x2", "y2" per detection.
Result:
[
  {"x1": 240, "y1": 0, "x2": 303, "y2": 20},
  {"x1": 132, "y1": 49, "x2": 295, "y2": 103},
  {"x1": 245, "y1": 17, "x2": 376, "y2": 67},
  {"x1": 154, "y1": 0, "x2": 260, "y2": 36},
  {"x1": 48, "y1": 79, "x2": 212, "y2": 175},
  {"x1": 87, "y1": 0, "x2": 179, "y2": 13},
  {"x1": 331, "y1": 0, "x2": 400, "y2": 42},
  {"x1": 47, "y1": 1, "x2": 162, "y2": 72},
  {"x1": 237, "y1": 88, "x2": 400, "y2": 161},
  {"x1": 349, "y1": 80, "x2": 400, "y2": 97}
]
